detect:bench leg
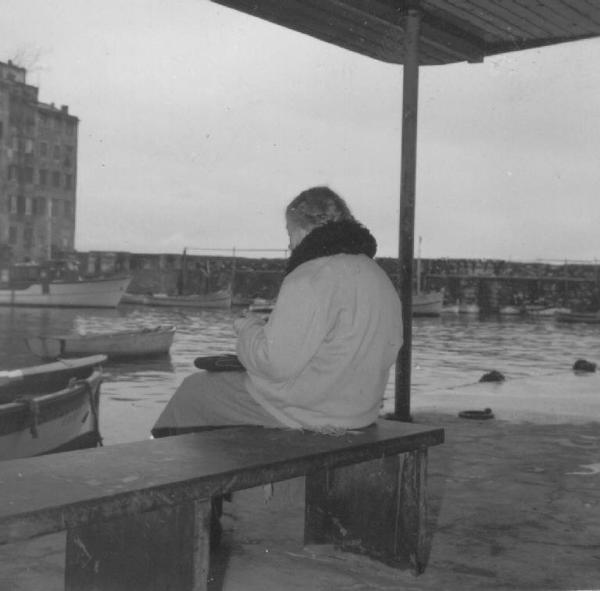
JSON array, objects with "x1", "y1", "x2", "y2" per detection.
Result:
[
  {"x1": 64, "y1": 499, "x2": 211, "y2": 591},
  {"x1": 305, "y1": 448, "x2": 428, "y2": 573}
]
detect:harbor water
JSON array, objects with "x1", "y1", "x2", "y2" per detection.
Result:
[{"x1": 1, "y1": 305, "x2": 599, "y2": 445}]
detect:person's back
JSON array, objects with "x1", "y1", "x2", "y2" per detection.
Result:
[
  {"x1": 152, "y1": 186, "x2": 403, "y2": 438},
  {"x1": 238, "y1": 249, "x2": 402, "y2": 429}
]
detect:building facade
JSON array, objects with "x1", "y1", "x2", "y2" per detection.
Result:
[{"x1": 0, "y1": 59, "x2": 78, "y2": 263}]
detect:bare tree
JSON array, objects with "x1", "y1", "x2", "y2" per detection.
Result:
[{"x1": 8, "y1": 45, "x2": 47, "y2": 78}]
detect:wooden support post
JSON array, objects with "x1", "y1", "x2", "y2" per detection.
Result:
[
  {"x1": 398, "y1": 447, "x2": 429, "y2": 573},
  {"x1": 395, "y1": 5, "x2": 421, "y2": 421},
  {"x1": 65, "y1": 499, "x2": 211, "y2": 591},
  {"x1": 304, "y1": 451, "x2": 429, "y2": 573}
]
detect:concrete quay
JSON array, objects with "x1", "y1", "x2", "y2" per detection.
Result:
[{"x1": 1, "y1": 406, "x2": 599, "y2": 591}]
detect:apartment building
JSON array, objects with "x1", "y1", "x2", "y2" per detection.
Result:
[{"x1": 0, "y1": 59, "x2": 79, "y2": 263}]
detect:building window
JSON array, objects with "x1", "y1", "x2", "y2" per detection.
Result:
[
  {"x1": 52, "y1": 171, "x2": 60, "y2": 188},
  {"x1": 25, "y1": 139, "x2": 33, "y2": 153},
  {"x1": 17, "y1": 195, "x2": 25, "y2": 215},
  {"x1": 40, "y1": 141, "x2": 48, "y2": 157},
  {"x1": 9, "y1": 226, "x2": 17, "y2": 245},
  {"x1": 64, "y1": 145, "x2": 74, "y2": 167},
  {"x1": 35, "y1": 196, "x2": 47, "y2": 216},
  {"x1": 65, "y1": 174, "x2": 73, "y2": 190},
  {"x1": 64, "y1": 200, "x2": 73, "y2": 217},
  {"x1": 39, "y1": 169, "x2": 48, "y2": 186},
  {"x1": 52, "y1": 199, "x2": 61, "y2": 217},
  {"x1": 9, "y1": 195, "x2": 18, "y2": 214},
  {"x1": 23, "y1": 227, "x2": 33, "y2": 248},
  {"x1": 66, "y1": 120, "x2": 75, "y2": 135},
  {"x1": 39, "y1": 112, "x2": 48, "y2": 126},
  {"x1": 24, "y1": 167, "x2": 34, "y2": 183},
  {"x1": 53, "y1": 144, "x2": 60, "y2": 160},
  {"x1": 8, "y1": 164, "x2": 17, "y2": 180},
  {"x1": 25, "y1": 197, "x2": 33, "y2": 216}
]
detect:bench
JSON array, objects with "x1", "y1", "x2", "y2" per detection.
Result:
[{"x1": 0, "y1": 419, "x2": 444, "y2": 590}]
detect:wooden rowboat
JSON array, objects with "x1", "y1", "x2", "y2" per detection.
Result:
[
  {"x1": 121, "y1": 289, "x2": 231, "y2": 309},
  {"x1": 26, "y1": 325, "x2": 176, "y2": 360},
  {"x1": 0, "y1": 356, "x2": 106, "y2": 460}
]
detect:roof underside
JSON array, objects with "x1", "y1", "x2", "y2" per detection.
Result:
[{"x1": 210, "y1": 0, "x2": 600, "y2": 65}]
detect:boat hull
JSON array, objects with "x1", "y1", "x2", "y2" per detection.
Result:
[
  {"x1": 0, "y1": 355, "x2": 107, "y2": 402},
  {"x1": 459, "y1": 303, "x2": 480, "y2": 315},
  {"x1": 413, "y1": 291, "x2": 444, "y2": 317},
  {"x1": 26, "y1": 326, "x2": 176, "y2": 360},
  {"x1": 0, "y1": 371, "x2": 102, "y2": 461},
  {"x1": 135, "y1": 290, "x2": 232, "y2": 309},
  {"x1": 0, "y1": 276, "x2": 131, "y2": 308},
  {"x1": 555, "y1": 311, "x2": 600, "y2": 324}
]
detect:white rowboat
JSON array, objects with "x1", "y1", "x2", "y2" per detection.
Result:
[{"x1": 26, "y1": 326, "x2": 176, "y2": 360}]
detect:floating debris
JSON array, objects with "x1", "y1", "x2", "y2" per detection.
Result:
[
  {"x1": 479, "y1": 370, "x2": 505, "y2": 383},
  {"x1": 572, "y1": 359, "x2": 597, "y2": 373},
  {"x1": 458, "y1": 408, "x2": 495, "y2": 420}
]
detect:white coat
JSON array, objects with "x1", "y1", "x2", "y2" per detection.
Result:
[{"x1": 236, "y1": 253, "x2": 403, "y2": 429}]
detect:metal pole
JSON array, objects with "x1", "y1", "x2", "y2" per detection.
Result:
[{"x1": 394, "y1": 6, "x2": 421, "y2": 421}]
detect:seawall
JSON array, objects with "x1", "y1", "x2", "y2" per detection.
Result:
[{"x1": 71, "y1": 251, "x2": 600, "y2": 312}]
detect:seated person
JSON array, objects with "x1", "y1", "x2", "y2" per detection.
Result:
[{"x1": 151, "y1": 186, "x2": 403, "y2": 437}]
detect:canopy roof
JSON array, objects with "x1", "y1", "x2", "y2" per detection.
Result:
[{"x1": 211, "y1": 0, "x2": 600, "y2": 65}]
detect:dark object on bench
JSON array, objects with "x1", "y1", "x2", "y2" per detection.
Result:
[
  {"x1": 459, "y1": 408, "x2": 494, "y2": 420},
  {"x1": 572, "y1": 359, "x2": 597, "y2": 373},
  {"x1": 193, "y1": 354, "x2": 245, "y2": 372},
  {"x1": 479, "y1": 370, "x2": 505, "y2": 383},
  {"x1": 0, "y1": 420, "x2": 443, "y2": 591}
]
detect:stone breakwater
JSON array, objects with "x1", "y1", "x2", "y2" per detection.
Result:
[{"x1": 71, "y1": 250, "x2": 600, "y2": 312}]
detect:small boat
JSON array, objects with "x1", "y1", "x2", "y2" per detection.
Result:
[
  {"x1": 26, "y1": 325, "x2": 176, "y2": 360},
  {"x1": 119, "y1": 292, "x2": 152, "y2": 305},
  {"x1": 498, "y1": 305, "x2": 524, "y2": 316},
  {"x1": 248, "y1": 298, "x2": 276, "y2": 314},
  {"x1": 555, "y1": 310, "x2": 600, "y2": 324},
  {"x1": 441, "y1": 302, "x2": 460, "y2": 314},
  {"x1": 458, "y1": 302, "x2": 480, "y2": 315},
  {"x1": 0, "y1": 262, "x2": 131, "y2": 308},
  {"x1": 0, "y1": 355, "x2": 105, "y2": 460},
  {"x1": 412, "y1": 291, "x2": 444, "y2": 316},
  {"x1": 413, "y1": 237, "x2": 443, "y2": 317},
  {"x1": 122, "y1": 288, "x2": 232, "y2": 309},
  {"x1": 525, "y1": 305, "x2": 570, "y2": 317}
]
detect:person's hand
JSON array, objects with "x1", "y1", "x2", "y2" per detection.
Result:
[{"x1": 233, "y1": 312, "x2": 264, "y2": 335}]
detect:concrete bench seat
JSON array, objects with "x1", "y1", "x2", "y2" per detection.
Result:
[{"x1": 0, "y1": 419, "x2": 444, "y2": 591}]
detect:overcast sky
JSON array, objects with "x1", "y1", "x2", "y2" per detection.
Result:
[{"x1": 2, "y1": 0, "x2": 599, "y2": 261}]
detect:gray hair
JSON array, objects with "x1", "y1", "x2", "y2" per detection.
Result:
[{"x1": 286, "y1": 186, "x2": 354, "y2": 230}]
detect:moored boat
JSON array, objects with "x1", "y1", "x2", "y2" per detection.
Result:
[
  {"x1": 555, "y1": 310, "x2": 600, "y2": 324},
  {"x1": 0, "y1": 355, "x2": 106, "y2": 460},
  {"x1": 525, "y1": 305, "x2": 570, "y2": 317},
  {"x1": 498, "y1": 305, "x2": 525, "y2": 316},
  {"x1": 412, "y1": 291, "x2": 444, "y2": 316},
  {"x1": 459, "y1": 302, "x2": 480, "y2": 315},
  {"x1": 119, "y1": 292, "x2": 152, "y2": 305},
  {"x1": 412, "y1": 238, "x2": 443, "y2": 317},
  {"x1": 26, "y1": 325, "x2": 176, "y2": 360},
  {"x1": 0, "y1": 262, "x2": 131, "y2": 308},
  {"x1": 248, "y1": 298, "x2": 276, "y2": 314},
  {"x1": 135, "y1": 289, "x2": 232, "y2": 309}
]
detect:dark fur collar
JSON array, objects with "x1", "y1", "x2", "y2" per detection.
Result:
[{"x1": 285, "y1": 220, "x2": 377, "y2": 276}]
